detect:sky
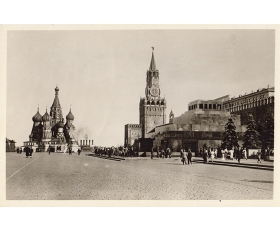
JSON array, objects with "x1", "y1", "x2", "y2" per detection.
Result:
[{"x1": 6, "y1": 29, "x2": 275, "y2": 147}]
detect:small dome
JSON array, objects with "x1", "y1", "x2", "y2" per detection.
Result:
[
  {"x1": 55, "y1": 86, "x2": 59, "y2": 92},
  {"x1": 66, "y1": 110, "x2": 74, "y2": 120},
  {"x1": 42, "y1": 110, "x2": 51, "y2": 121},
  {"x1": 57, "y1": 120, "x2": 64, "y2": 128},
  {"x1": 32, "y1": 110, "x2": 42, "y2": 122}
]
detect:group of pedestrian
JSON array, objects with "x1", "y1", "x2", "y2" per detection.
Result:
[
  {"x1": 153, "y1": 147, "x2": 172, "y2": 159},
  {"x1": 180, "y1": 148, "x2": 192, "y2": 165},
  {"x1": 94, "y1": 146, "x2": 138, "y2": 158},
  {"x1": 24, "y1": 147, "x2": 33, "y2": 158},
  {"x1": 16, "y1": 147, "x2": 22, "y2": 154},
  {"x1": 201, "y1": 148, "x2": 217, "y2": 164}
]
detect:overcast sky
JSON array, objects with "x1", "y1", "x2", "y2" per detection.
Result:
[{"x1": 6, "y1": 29, "x2": 275, "y2": 147}]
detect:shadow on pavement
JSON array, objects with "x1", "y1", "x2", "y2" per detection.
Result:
[{"x1": 241, "y1": 179, "x2": 273, "y2": 183}]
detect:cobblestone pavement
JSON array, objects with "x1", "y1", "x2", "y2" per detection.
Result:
[{"x1": 6, "y1": 152, "x2": 273, "y2": 200}]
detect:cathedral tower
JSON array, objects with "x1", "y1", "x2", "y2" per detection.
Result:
[
  {"x1": 50, "y1": 86, "x2": 63, "y2": 125},
  {"x1": 139, "y1": 48, "x2": 166, "y2": 137},
  {"x1": 42, "y1": 108, "x2": 52, "y2": 142},
  {"x1": 29, "y1": 107, "x2": 43, "y2": 142}
]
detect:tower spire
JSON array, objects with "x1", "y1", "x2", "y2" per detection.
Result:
[
  {"x1": 149, "y1": 47, "x2": 156, "y2": 71},
  {"x1": 50, "y1": 86, "x2": 63, "y2": 121}
]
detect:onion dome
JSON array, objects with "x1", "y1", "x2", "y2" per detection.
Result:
[
  {"x1": 42, "y1": 109, "x2": 51, "y2": 121},
  {"x1": 66, "y1": 109, "x2": 74, "y2": 120},
  {"x1": 57, "y1": 120, "x2": 64, "y2": 128},
  {"x1": 55, "y1": 86, "x2": 59, "y2": 92},
  {"x1": 32, "y1": 109, "x2": 42, "y2": 122}
]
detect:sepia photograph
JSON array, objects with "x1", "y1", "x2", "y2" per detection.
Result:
[{"x1": 1, "y1": 25, "x2": 278, "y2": 206}]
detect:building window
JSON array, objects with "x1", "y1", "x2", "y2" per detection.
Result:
[
  {"x1": 213, "y1": 104, "x2": 216, "y2": 109},
  {"x1": 204, "y1": 104, "x2": 208, "y2": 109},
  {"x1": 199, "y1": 104, "x2": 203, "y2": 109},
  {"x1": 189, "y1": 106, "x2": 191, "y2": 111},
  {"x1": 209, "y1": 104, "x2": 212, "y2": 109}
]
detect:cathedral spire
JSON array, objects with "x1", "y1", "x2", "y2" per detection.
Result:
[
  {"x1": 149, "y1": 47, "x2": 156, "y2": 71},
  {"x1": 50, "y1": 86, "x2": 63, "y2": 121}
]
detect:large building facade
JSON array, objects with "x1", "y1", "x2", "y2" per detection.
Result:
[
  {"x1": 222, "y1": 87, "x2": 274, "y2": 125},
  {"x1": 23, "y1": 87, "x2": 79, "y2": 152},
  {"x1": 150, "y1": 87, "x2": 274, "y2": 153}
]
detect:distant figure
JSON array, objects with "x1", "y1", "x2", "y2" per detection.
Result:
[
  {"x1": 181, "y1": 149, "x2": 187, "y2": 165},
  {"x1": 29, "y1": 148, "x2": 33, "y2": 158},
  {"x1": 16, "y1": 148, "x2": 19, "y2": 153},
  {"x1": 257, "y1": 149, "x2": 262, "y2": 163},
  {"x1": 214, "y1": 149, "x2": 217, "y2": 159},
  {"x1": 78, "y1": 148, "x2": 81, "y2": 155},
  {"x1": 166, "y1": 148, "x2": 171, "y2": 159},
  {"x1": 203, "y1": 149, "x2": 208, "y2": 164},
  {"x1": 20, "y1": 148, "x2": 22, "y2": 154},
  {"x1": 69, "y1": 147, "x2": 72, "y2": 155},
  {"x1": 221, "y1": 149, "x2": 225, "y2": 161},
  {"x1": 161, "y1": 148, "x2": 165, "y2": 159},
  {"x1": 151, "y1": 149, "x2": 154, "y2": 159},
  {"x1": 237, "y1": 148, "x2": 242, "y2": 163},
  {"x1": 25, "y1": 147, "x2": 30, "y2": 158},
  {"x1": 187, "y1": 149, "x2": 192, "y2": 165},
  {"x1": 229, "y1": 149, "x2": 234, "y2": 160},
  {"x1": 242, "y1": 148, "x2": 247, "y2": 160},
  {"x1": 210, "y1": 148, "x2": 214, "y2": 162}
]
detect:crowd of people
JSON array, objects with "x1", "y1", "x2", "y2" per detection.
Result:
[
  {"x1": 16, "y1": 144, "x2": 274, "y2": 165},
  {"x1": 198, "y1": 146, "x2": 274, "y2": 164}
]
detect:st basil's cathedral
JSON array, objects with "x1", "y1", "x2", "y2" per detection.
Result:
[{"x1": 23, "y1": 86, "x2": 79, "y2": 152}]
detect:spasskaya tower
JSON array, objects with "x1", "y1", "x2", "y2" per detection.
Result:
[{"x1": 139, "y1": 48, "x2": 166, "y2": 138}]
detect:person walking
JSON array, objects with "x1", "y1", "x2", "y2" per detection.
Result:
[
  {"x1": 203, "y1": 149, "x2": 208, "y2": 164},
  {"x1": 257, "y1": 149, "x2": 262, "y2": 163},
  {"x1": 187, "y1": 149, "x2": 192, "y2": 165},
  {"x1": 221, "y1": 149, "x2": 225, "y2": 161},
  {"x1": 151, "y1": 148, "x2": 154, "y2": 159},
  {"x1": 29, "y1": 147, "x2": 33, "y2": 158},
  {"x1": 210, "y1": 148, "x2": 214, "y2": 162},
  {"x1": 166, "y1": 147, "x2": 171, "y2": 159},
  {"x1": 242, "y1": 148, "x2": 247, "y2": 160},
  {"x1": 237, "y1": 147, "x2": 242, "y2": 163},
  {"x1": 161, "y1": 148, "x2": 165, "y2": 159},
  {"x1": 78, "y1": 148, "x2": 81, "y2": 155},
  {"x1": 181, "y1": 149, "x2": 187, "y2": 165},
  {"x1": 25, "y1": 147, "x2": 30, "y2": 158},
  {"x1": 68, "y1": 146, "x2": 72, "y2": 155}
]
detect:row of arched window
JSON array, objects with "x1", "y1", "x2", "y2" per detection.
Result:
[{"x1": 147, "y1": 100, "x2": 165, "y2": 105}]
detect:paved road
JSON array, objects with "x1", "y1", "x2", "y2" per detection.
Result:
[{"x1": 6, "y1": 152, "x2": 273, "y2": 200}]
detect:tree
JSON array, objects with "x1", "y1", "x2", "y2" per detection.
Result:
[
  {"x1": 262, "y1": 111, "x2": 274, "y2": 149},
  {"x1": 221, "y1": 117, "x2": 239, "y2": 150},
  {"x1": 243, "y1": 114, "x2": 261, "y2": 149}
]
